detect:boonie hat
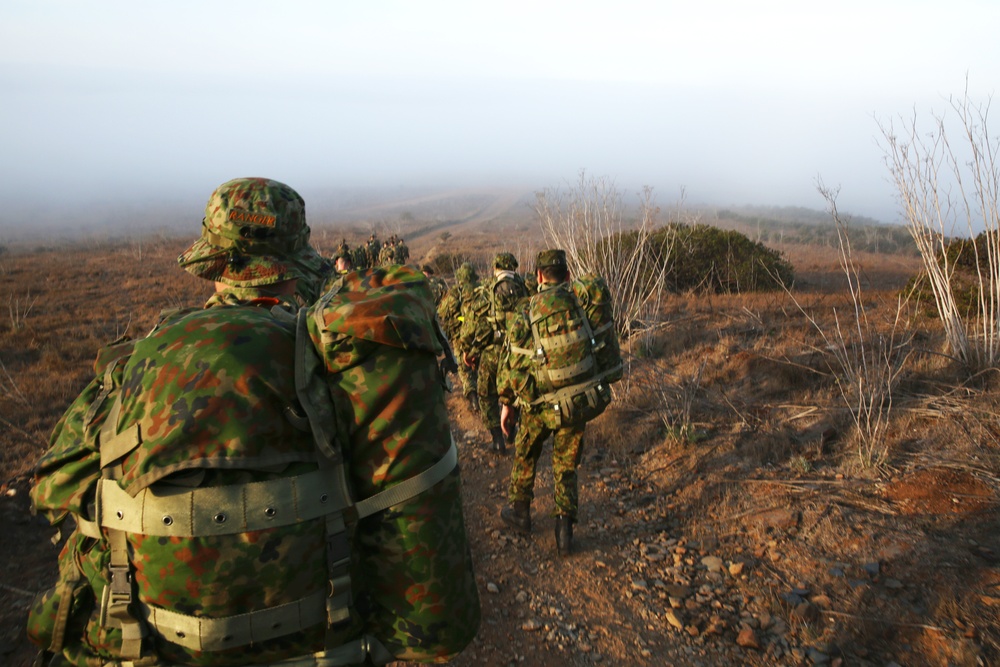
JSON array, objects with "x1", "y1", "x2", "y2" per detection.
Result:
[
  {"x1": 494, "y1": 252, "x2": 518, "y2": 271},
  {"x1": 536, "y1": 249, "x2": 568, "y2": 269},
  {"x1": 178, "y1": 177, "x2": 324, "y2": 287}
]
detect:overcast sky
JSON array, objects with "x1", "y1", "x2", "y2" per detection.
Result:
[{"x1": 2, "y1": 0, "x2": 999, "y2": 229}]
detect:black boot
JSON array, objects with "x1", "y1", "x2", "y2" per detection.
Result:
[
  {"x1": 489, "y1": 426, "x2": 508, "y2": 455},
  {"x1": 466, "y1": 392, "x2": 480, "y2": 413},
  {"x1": 555, "y1": 515, "x2": 574, "y2": 557},
  {"x1": 500, "y1": 500, "x2": 531, "y2": 534}
]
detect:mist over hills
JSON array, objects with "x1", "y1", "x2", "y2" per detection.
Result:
[{"x1": 0, "y1": 184, "x2": 903, "y2": 250}]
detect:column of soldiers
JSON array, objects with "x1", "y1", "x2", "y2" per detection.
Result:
[{"x1": 329, "y1": 233, "x2": 411, "y2": 271}]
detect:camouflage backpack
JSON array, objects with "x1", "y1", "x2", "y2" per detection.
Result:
[
  {"x1": 488, "y1": 271, "x2": 528, "y2": 342},
  {"x1": 28, "y1": 267, "x2": 479, "y2": 667},
  {"x1": 571, "y1": 274, "x2": 623, "y2": 384},
  {"x1": 510, "y1": 279, "x2": 621, "y2": 427}
]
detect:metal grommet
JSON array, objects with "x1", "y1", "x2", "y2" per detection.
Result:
[
  {"x1": 213, "y1": 512, "x2": 227, "y2": 524},
  {"x1": 319, "y1": 493, "x2": 329, "y2": 504},
  {"x1": 162, "y1": 515, "x2": 173, "y2": 526},
  {"x1": 264, "y1": 507, "x2": 277, "y2": 518},
  {"x1": 116, "y1": 510, "x2": 124, "y2": 520},
  {"x1": 176, "y1": 631, "x2": 185, "y2": 639}
]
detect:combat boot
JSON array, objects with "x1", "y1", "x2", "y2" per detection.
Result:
[
  {"x1": 489, "y1": 426, "x2": 508, "y2": 455},
  {"x1": 500, "y1": 500, "x2": 531, "y2": 534},
  {"x1": 555, "y1": 515, "x2": 574, "y2": 557},
  {"x1": 466, "y1": 391, "x2": 480, "y2": 413}
]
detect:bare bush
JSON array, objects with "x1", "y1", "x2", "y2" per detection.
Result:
[
  {"x1": 8, "y1": 291, "x2": 37, "y2": 331},
  {"x1": 791, "y1": 184, "x2": 914, "y2": 468},
  {"x1": 880, "y1": 88, "x2": 1000, "y2": 372},
  {"x1": 534, "y1": 172, "x2": 674, "y2": 342}
]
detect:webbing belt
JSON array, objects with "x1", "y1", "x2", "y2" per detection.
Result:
[
  {"x1": 96, "y1": 468, "x2": 348, "y2": 537},
  {"x1": 139, "y1": 590, "x2": 327, "y2": 652},
  {"x1": 99, "y1": 635, "x2": 394, "y2": 667}
]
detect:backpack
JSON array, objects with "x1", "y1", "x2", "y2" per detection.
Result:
[
  {"x1": 28, "y1": 267, "x2": 479, "y2": 667},
  {"x1": 488, "y1": 271, "x2": 529, "y2": 342},
  {"x1": 572, "y1": 273, "x2": 623, "y2": 384},
  {"x1": 510, "y1": 279, "x2": 620, "y2": 428}
]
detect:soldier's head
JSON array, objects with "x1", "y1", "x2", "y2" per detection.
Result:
[
  {"x1": 493, "y1": 252, "x2": 518, "y2": 273},
  {"x1": 178, "y1": 178, "x2": 325, "y2": 291},
  {"x1": 535, "y1": 249, "x2": 569, "y2": 284},
  {"x1": 455, "y1": 262, "x2": 479, "y2": 285},
  {"x1": 333, "y1": 248, "x2": 353, "y2": 274},
  {"x1": 421, "y1": 264, "x2": 435, "y2": 276}
]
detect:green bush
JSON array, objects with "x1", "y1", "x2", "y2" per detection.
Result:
[{"x1": 596, "y1": 223, "x2": 793, "y2": 294}]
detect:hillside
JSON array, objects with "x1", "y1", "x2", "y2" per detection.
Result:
[{"x1": 1, "y1": 219, "x2": 997, "y2": 667}]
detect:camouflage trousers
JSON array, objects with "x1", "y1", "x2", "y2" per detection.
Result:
[
  {"x1": 507, "y1": 410, "x2": 585, "y2": 519},
  {"x1": 476, "y1": 345, "x2": 502, "y2": 430}
]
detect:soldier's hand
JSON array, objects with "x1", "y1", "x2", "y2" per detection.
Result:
[
  {"x1": 463, "y1": 351, "x2": 478, "y2": 368},
  {"x1": 500, "y1": 404, "x2": 514, "y2": 440}
]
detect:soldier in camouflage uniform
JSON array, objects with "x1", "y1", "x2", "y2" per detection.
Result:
[
  {"x1": 395, "y1": 238, "x2": 410, "y2": 264},
  {"x1": 498, "y1": 249, "x2": 586, "y2": 556},
  {"x1": 27, "y1": 178, "x2": 479, "y2": 666},
  {"x1": 365, "y1": 233, "x2": 381, "y2": 267},
  {"x1": 422, "y1": 264, "x2": 448, "y2": 306},
  {"x1": 437, "y1": 262, "x2": 480, "y2": 412},
  {"x1": 460, "y1": 253, "x2": 528, "y2": 455}
]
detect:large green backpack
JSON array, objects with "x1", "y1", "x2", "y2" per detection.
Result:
[
  {"x1": 572, "y1": 273, "x2": 623, "y2": 384},
  {"x1": 28, "y1": 267, "x2": 479, "y2": 667},
  {"x1": 511, "y1": 279, "x2": 620, "y2": 428}
]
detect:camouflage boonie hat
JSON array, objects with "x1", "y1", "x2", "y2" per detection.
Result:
[
  {"x1": 178, "y1": 177, "x2": 324, "y2": 287},
  {"x1": 536, "y1": 249, "x2": 568, "y2": 269},
  {"x1": 494, "y1": 252, "x2": 518, "y2": 271}
]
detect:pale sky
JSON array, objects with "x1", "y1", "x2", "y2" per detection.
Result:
[{"x1": 2, "y1": 0, "x2": 999, "y2": 229}]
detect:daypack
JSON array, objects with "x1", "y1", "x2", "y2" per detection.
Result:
[
  {"x1": 28, "y1": 266, "x2": 480, "y2": 667},
  {"x1": 511, "y1": 278, "x2": 621, "y2": 428}
]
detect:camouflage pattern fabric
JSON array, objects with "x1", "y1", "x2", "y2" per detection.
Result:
[
  {"x1": 177, "y1": 177, "x2": 330, "y2": 295},
  {"x1": 303, "y1": 266, "x2": 480, "y2": 661},
  {"x1": 461, "y1": 272, "x2": 528, "y2": 427},
  {"x1": 437, "y1": 281, "x2": 479, "y2": 398},
  {"x1": 29, "y1": 269, "x2": 480, "y2": 666},
  {"x1": 507, "y1": 414, "x2": 585, "y2": 519},
  {"x1": 572, "y1": 274, "x2": 623, "y2": 384}
]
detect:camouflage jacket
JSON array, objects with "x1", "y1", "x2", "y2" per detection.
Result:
[
  {"x1": 29, "y1": 270, "x2": 479, "y2": 666},
  {"x1": 436, "y1": 281, "x2": 477, "y2": 344}
]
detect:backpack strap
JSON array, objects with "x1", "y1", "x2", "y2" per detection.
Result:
[{"x1": 294, "y1": 309, "x2": 356, "y2": 633}]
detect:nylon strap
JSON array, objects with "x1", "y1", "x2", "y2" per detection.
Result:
[
  {"x1": 139, "y1": 590, "x2": 327, "y2": 652},
  {"x1": 535, "y1": 326, "x2": 589, "y2": 351},
  {"x1": 96, "y1": 468, "x2": 348, "y2": 537},
  {"x1": 354, "y1": 437, "x2": 458, "y2": 519},
  {"x1": 545, "y1": 355, "x2": 594, "y2": 383},
  {"x1": 98, "y1": 395, "x2": 142, "y2": 469}
]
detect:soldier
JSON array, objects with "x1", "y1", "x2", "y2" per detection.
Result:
[
  {"x1": 422, "y1": 264, "x2": 448, "y2": 306},
  {"x1": 460, "y1": 252, "x2": 528, "y2": 455},
  {"x1": 333, "y1": 246, "x2": 353, "y2": 274},
  {"x1": 352, "y1": 243, "x2": 368, "y2": 270},
  {"x1": 395, "y1": 238, "x2": 410, "y2": 264},
  {"x1": 498, "y1": 249, "x2": 618, "y2": 556},
  {"x1": 366, "y1": 232, "x2": 381, "y2": 267},
  {"x1": 27, "y1": 178, "x2": 480, "y2": 666},
  {"x1": 378, "y1": 239, "x2": 396, "y2": 266},
  {"x1": 437, "y1": 262, "x2": 480, "y2": 413}
]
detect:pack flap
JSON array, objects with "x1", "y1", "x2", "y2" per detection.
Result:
[{"x1": 310, "y1": 266, "x2": 441, "y2": 353}]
